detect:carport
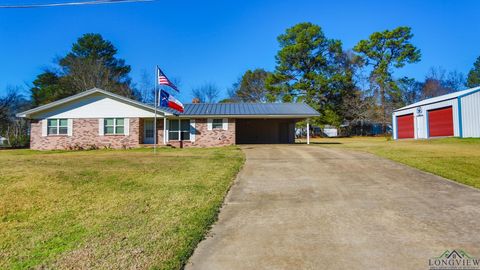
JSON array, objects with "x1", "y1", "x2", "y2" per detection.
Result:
[
  {"x1": 175, "y1": 102, "x2": 320, "y2": 145},
  {"x1": 236, "y1": 118, "x2": 297, "y2": 144}
]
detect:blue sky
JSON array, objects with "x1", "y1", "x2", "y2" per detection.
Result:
[{"x1": 1, "y1": 0, "x2": 479, "y2": 101}]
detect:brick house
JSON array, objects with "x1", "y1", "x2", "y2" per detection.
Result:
[{"x1": 17, "y1": 88, "x2": 320, "y2": 150}]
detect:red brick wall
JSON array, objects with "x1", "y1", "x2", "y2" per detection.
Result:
[
  {"x1": 168, "y1": 118, "x2": 235, "y2": 148},
  {"x1": 30, "y1": 117, "x2": 235, "y2": 150},
  {"x1": 30, "y1": 118, "x2": 141, "y2": 150}
]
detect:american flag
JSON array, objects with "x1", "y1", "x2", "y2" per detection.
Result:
[{"x1": 157, "y1": 67, "x2": 179, "y2": 92}]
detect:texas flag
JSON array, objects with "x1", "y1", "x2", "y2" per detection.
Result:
[{"x1": 159, "y1": 90, "x2": 184, "y2": 113}]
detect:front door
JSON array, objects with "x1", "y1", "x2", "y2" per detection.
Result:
[
  {"x1": 416, "y1": 115, "x2": 425, "y2": 139},
  {"x1": 144, "y1": 119, "x2": 155, "y2": 144}
]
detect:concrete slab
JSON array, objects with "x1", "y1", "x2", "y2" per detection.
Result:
[{"x1": 186, "y1": 145, "x2": 480, "y2": 270}]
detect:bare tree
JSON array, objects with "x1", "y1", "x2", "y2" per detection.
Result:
[
  {"x1": 444, "y1": 70, "x2": 465, "y2": 91},
  {"x1": 191, "y1": 83, "x2": 220, "y2": 103},
  {"x1": 397, "y1": 77, "x2": 423, "y2": 104},
  {"x1": 137, "y1": 69, "x2": 155, "y2": 104},
  {"x1": 61, "y1": 57, "x2": 134, "y2": 98},
  {"x1": 422, "y1": 67, "x2": 465, "y2": 99},
  {"x1": 339, "y1": 89, "x2": 377, "y2": 136},
  {"x1": 342, "y1": 89, "x2": 376, "y2": 123},
  {"x1": 0, "y1": 86, "x2": 30, "y2": 147}
]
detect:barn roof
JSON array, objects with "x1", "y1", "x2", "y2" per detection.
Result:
[{"x1": 395, "y1": 86, "x2": 480, "y2": 111}]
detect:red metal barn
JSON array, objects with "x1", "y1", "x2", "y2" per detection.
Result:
[{"x1": 392, "y1": 87, "x2": 480, "y2": 139}]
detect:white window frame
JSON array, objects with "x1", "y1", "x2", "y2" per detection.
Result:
[
  {"x1": 208, "y1": 118, "x2": 228, "y2": 131},
  {"x1": 212, "y1": 118, "x2": 223, "y2": 129},
  {"x1": 104, "y1": 118, "x2": 125, "y2": 135},
  {"x1": 47, "y1": 119, "x2": 69, "y2": 136},
  {"x1": 168, "y1": 119, "x2": 191, "y2": 141}
]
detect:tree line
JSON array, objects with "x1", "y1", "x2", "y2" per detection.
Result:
[
  {"x1": 225, "y1": 23, "x2": 480, "y2": 133},
  {"x1": 2, "y1": 24, "x2": 480, "y2": 146}
]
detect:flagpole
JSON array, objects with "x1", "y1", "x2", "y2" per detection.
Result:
[{"x1": 154, "y1": 65, "x2": 158, "y2": 154}]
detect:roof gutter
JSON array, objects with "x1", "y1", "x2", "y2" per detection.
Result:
[{"x1": 169, "y1": 114, "x2": 320, "y2": 118}]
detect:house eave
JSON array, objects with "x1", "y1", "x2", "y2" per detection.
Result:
[{"x1": 16, "y1": 88, "x2": 174, "y2": 119}]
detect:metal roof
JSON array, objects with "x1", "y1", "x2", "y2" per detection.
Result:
[
  {"x1": 176, "y1": 102, "x2": 320, "y2": 117},
  {"x1": 395, "y1": 86, "x2": 480, "y2": 111},
  {"x1": 17, "y1": 88, "x2": 320, "y2": 118}
]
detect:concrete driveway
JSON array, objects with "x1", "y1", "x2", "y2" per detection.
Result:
[{"x1": 186, "y1": 145, "x2": 480, "y2": 270}]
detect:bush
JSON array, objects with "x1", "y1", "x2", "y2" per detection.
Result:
[{"x1": 7, "y1": 134, "x2": 29, "y2": 148}]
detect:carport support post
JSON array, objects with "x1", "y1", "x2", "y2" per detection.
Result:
[
  {"x1": 306, "y1": 119, "x2": 310, "y2": 145},
  {"x1": 163, "y1": 117, "x2": 166, "y2": 145}
]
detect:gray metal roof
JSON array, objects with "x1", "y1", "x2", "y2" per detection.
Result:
[
  {"x1": 17, "y1": 88, "x2": 320, "y2": 118},
  {"x1": 175, "y1": 103, "x2": 320, "y2": 116}
]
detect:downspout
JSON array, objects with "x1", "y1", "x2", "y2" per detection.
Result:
[{"x1": 458, "y1": 97, "x2": 463, "y2": 138}]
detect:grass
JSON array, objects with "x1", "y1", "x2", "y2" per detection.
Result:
[
  {"x1": 302, "y1": 136, "x2": 480, "y2": 189},
  {"x1": 0, "y1": 147, "x2": 245, "y2": 270}
]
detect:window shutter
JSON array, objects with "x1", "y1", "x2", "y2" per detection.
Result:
[
  {"x1": 98, "y1": 118, "x2": 104, "y2": 136},
  {"x1": 190, "y1": 119, "x2": 196, "y2": 142},
  {"x1": 222, "y1": 118, "x2": 228, "y2": 130},
  {"x1": 67, "y1": 119, "x2": 73, "y2": 136},
  {"x1": 124, "y1": 118, "x2": 130, "y2": 136},
  {"x1": 207, "y1": 118, "x2": 213, "y2": 130},
  {"x1": 41, "y1": 119, "x2": 48, "y2": 137}
]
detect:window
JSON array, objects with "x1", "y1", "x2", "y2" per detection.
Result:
[
  {"x1": 47, "y1": 119, "x2": 68, "y2": 135},
  {"x1": 169, "y1": 120, "x2": 179, "y2": 140},
  {"x1": 212, "y1": 118, "x2": 223, "y2": 129},
  {"x1": 104, "y1": 118, "x2": 125, "y2": 135},
  {"x1": 169, "y1": 119, "x2": 190, "y2": 141}
]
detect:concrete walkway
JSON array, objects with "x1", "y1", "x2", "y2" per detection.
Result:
[{"x1": 186, "y1": 145, "x2": 480, "y2": 270}]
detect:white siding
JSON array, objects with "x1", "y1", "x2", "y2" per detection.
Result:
[
  {"x1": 30, "y1": 93, "x2": 164, "y2": 119},
  {"x1": 392, "y1": 114, "x2": 397, "y2": 140},
  {"x1": 393, "y1": 98, "x2": 460, "y2": 139},
  {"x1": 460, "y1": 90, "x2": 480, "y2": 138}
]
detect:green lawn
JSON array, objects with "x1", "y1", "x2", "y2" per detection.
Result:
[
  {"x1": 0, "y1": 147, "x2": 244, "y2": 270},
  {"x1": 303, "y1": 137, "x2": 480, "y2": 189}
]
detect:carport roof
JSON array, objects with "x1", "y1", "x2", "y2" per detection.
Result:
[{"x1": 172, "y1": 103, "x2": 320, "y2": 117}]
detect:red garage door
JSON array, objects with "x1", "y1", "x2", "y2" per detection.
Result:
[
  {"x1": 397, "y1": 114, "x2": 414, "y2": 139},
  {"x1": 428, "y1": 106, "x2": 454, "y2": 137}
]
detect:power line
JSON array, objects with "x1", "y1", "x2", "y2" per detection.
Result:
[{"x1": 0, "y1": 0, "x2": 154, "y2": 8}]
